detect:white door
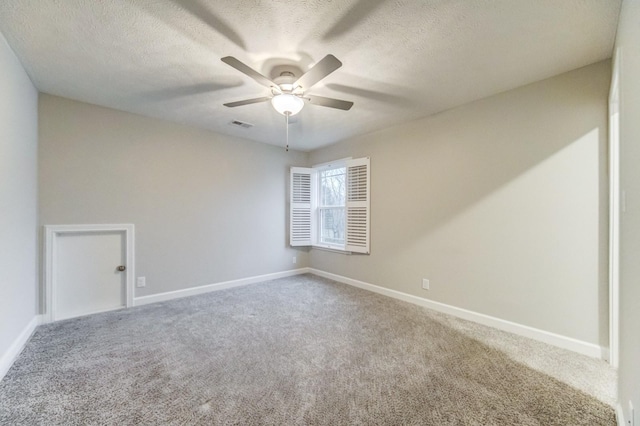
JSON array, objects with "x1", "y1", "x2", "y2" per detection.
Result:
[{"x1": 55, "y1": 231, "x2": 126, "y2": 320}]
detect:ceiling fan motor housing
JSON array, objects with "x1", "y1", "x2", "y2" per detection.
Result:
[{"x1": 273, "y1": 71, "x2": 302, "y2": 94}]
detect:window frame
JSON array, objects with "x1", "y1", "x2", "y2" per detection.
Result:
[{"x1": 314, "y1": 160, "x2": 349, "y2": 251}]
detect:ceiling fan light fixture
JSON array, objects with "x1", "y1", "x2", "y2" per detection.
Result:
[{"x1": 271, "y1": 94, "x2": 304, "y2": 116}]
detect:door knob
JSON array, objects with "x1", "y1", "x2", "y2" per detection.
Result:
[{"x1": 117, "y1": 265, "x2": 126, "y2": 272}]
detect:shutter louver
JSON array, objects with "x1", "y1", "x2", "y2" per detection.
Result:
[
  {"x1": 345, "y1": 158, "x2": 370, "y2": 253},
  {"x1": 290, "y1": 167, "x2": 313, "y2": 246}
]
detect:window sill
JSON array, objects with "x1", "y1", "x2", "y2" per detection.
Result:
[{"x1": 312, "y1": 244, "x2": 352, "y2": 255}]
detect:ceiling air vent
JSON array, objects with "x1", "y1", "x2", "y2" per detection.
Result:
[{"x1": 229, "y1": 120, "x2": 254, "y2": 129}]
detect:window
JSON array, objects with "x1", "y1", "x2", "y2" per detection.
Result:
[
  {"x1": 318, "y1": 165, "x2": 346, "y2": 247},
  {"x1": 289, "y1": 157, "x2": 370, "y2": 254}
]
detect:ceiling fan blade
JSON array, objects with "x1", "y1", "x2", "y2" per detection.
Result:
[
  {"x1": 306, "y1": 95, "x2": 353, "y2": 111},
  {"x1": 221, "y1": 56, "x2": 277, "y2": 89},
  {"x1": 223, "y1": 97, "x2": 271, "y2": 108},
  {"x1": 294, "y1": 55, "x2": 342, "y2": 91}
]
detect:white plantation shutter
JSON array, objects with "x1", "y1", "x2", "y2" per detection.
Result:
[
  {"x1": 290, "y1": 167, "x2": 313, "y2": 246},
  {"x1": 345, "y1": 157, "x2": 370, "y2": 253}
]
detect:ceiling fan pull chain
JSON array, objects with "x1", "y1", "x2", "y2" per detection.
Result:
[{"x1": 285, "y1": 112, "x2": 289, "y2": 152}]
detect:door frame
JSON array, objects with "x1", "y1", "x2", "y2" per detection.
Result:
[
  {"x1": 43, "y1": 224, "x2": 135, "y2": 323},
  {"x1": 608, "y1": 49, "x2": 621, "y2": 368}
]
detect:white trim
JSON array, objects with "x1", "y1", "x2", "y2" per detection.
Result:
[
  {"x1": 312, "y1": 156, "x2": 351, "y2": 169},
  {"x1": 616, "y1": 403, "x2": 626, "y2": 426},
  {"x1": 608, "y1": 47, "x2": 621, "y2": 369},
  {"x1": 56, "y1": 305, "x2": 127, "y2": 320},
  {"x1": 0, "y1": 315, "x2": 41, "y2": 381},
  {"x1": 308, "y1": 269, "x2": 606, "y2": 359},
  {"x1": 134, "y1": 268, "x2": 310, "y2": 306},
  {"x1": 43, "y1": 224, "x2": 135, "y2": 323}
]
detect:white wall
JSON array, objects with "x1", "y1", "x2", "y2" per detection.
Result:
[
  {"x1": 39, "y1": 95, "x2": 308, "y2": 297},
  {"x1": 0, "y1": 34, "x2": 38, "y2": 364},
  {"x1": 309, "y1": 61, "x2": 610, "y2": 347},
  {"x1": 615, "y1": 0, "x2": 640, "y2": 423}
]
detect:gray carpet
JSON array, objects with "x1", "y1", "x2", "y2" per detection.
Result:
[{"x1": 0, "y1": 274, "x2": 615, "y2": 425}]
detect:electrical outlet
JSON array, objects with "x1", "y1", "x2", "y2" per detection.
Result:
[
  {"x1": 136, "y1": 277, "x2": 146, "y2": 288},
  {"x1": 630, "y1": 401, "x2": 635, "y2": 426},
  {"x1": 293, "y1": 256, "x2": 297, "y2": 264},
  {"x1": 422, "y1": 278, "x2": 430, "y2": 290}
]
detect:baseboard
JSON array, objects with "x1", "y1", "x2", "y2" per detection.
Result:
[
  {"x1": 616, "y1": 403, "x2": 626, "y2": 426},
  {"x1": 134, "y1": 268, "x2": 311, "y2": 306},
  {"x1": 308, "y1": 268, "x2": 606, "y2": 360},
  {"x1": 135, "y1": 267, "x2": 606, "y2": 359},
  {"x1": 0, "y1": 315, "x2": 41, "y2": 382}
]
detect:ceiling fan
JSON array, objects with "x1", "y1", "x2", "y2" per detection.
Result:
[{"x1": 220, "y1": 54, "x2": 354, "y2": 117}]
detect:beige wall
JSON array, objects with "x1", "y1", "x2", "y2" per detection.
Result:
[
  {"x1": 309, "y1": 61, "x2": 610, "y2": 346},
  {"x1": 39, "y1": 95, "x2": 309, "y2": 297},
  {"x1": 0, "y1": 34, "x2": 38, "y2": 359},
  {"x1": 616, "y1": 0, "x2": 640, "y2": 422}
]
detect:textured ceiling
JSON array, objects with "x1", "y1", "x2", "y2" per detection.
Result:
[{"x1": 0, "y1": 0, "x2": 621, "y2": 151}]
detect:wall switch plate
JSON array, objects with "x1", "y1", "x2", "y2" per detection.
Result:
[
  {"x1": 293, "y1": 256, "x2": 297, "y2": 264},
  {"x1": 136, "y1": 277, "x2": 146, "y2": 288},
  {"x1": 422, "y1": 278, "x2": 430, "y2": 290}
]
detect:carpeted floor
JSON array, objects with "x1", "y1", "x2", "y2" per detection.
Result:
[{"x1": 0, "y1": 274, "x2": 616, "y2": 425}]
